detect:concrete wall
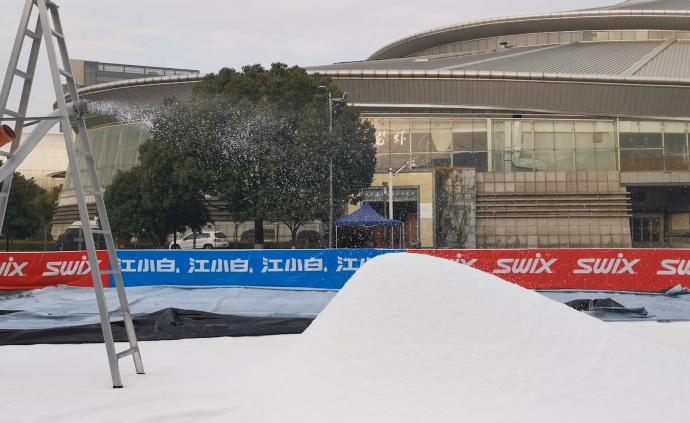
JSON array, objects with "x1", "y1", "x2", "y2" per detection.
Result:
[{"x1": 476, "y1": 171, "x2": 633, "y2": 248}]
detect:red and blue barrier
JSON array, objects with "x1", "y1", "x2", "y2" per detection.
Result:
[{"x1": 1, "y1": 248, "x2": 690, "y2": 292}]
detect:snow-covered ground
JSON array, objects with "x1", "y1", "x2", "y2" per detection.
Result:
[{"x1": 2, "y1": 253, "x2": 690, "y2": 422}]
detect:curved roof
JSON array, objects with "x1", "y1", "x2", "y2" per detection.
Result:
[
  {"x1": 591, "y1": 0, "x2": 690, "y2": 10},
  {"x1": 370, "y1": 0, "x2": 690, "y2": 60},
  {"x1": 312, "y1": 40, "x2": 690, "y2": 82}
]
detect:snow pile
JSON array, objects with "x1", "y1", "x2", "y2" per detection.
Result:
[
  {"x1": 2, "y1": 253, "x2": 690, "y2": 422},
  {"x1": 245, "y1": 253, "x2": 690, "y2": 422}
]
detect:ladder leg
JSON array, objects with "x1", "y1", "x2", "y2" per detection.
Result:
[
  {"x1": 0, "y1": 1, "x2": 42, "y2": 235},
  {"x1": 53, "y1": 0, "x2": 145, "y2": 375},
  {"x1": 35, "y1": 0, "x2": 126, "y2": 388},
  {"x1": 0, "y1": 0, "x2": 145, "y2": 388},
  {"x1": 75, "y1": 126, "x2": 145, "y2": 375}
]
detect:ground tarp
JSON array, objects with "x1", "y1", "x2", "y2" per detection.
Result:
[{"x1": 0, "y1": 308, "x2": 313, "y2": 345}]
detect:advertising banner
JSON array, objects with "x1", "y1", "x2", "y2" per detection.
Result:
[
  {"x1": 0, "y1": 251, "x2": 110, "y2": 291},
  {"x1": 2, "y1": 249, "x2": 690, "y2": 293},
  {"x1": 410, "y1": 249, "x2": 690, "y2": 293},
  {"x1": 114, "y1": 249, "x2": 400, "y2": 289}
]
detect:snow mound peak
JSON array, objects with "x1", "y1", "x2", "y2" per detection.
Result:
[{"x1": 251, "y1": 253, "x2": 690, "y2": 423}]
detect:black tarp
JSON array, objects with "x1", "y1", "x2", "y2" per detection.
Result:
[
  {"x1": 565, "y1": 298, "x2": 649, "y2": 317},
  {"x1": 0, "y1": 308, "x2": 313, "y2": 345}
]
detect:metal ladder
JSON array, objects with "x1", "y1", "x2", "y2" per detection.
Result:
[{"x1": 0, "y1": 0, "x2": 144, "y2": 388}]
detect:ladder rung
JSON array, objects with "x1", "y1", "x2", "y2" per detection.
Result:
[
  {"x1": 116, "y1": 348, "x2": 136, "y2": 360},
  {"x1": 108, "y1": 309, "x2": 122, "y2": 319},
  {"x1": 4, "y1": 110, "x2": 21, "y2": 118},
  {"x1": 51, "y1": 30, "x2": 64, "y2": 40},
  {"x1": 25, "y1": 30, "x2": 40, "y2": 40},
  {"x1": 0, "y1": 193, "x2": 8, "y2": 197},
  {"x1": 92, "y1": 229, "x2": 111, "y2": 235},
  {"x1": 98, "y1": 269, "x2": 114, "y2": 276},
  {"x1": 14, "y1": 69, "x2": 32, "y2": 80},
  {"x1": 59, "y1": 69, "x2": 73, "y2": 80}
]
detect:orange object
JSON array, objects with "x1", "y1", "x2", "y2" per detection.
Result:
[{"x1": 0, "y1": 124, "x2": 16, "y2": 147}]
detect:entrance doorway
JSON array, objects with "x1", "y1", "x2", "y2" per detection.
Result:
[
  {"x1": 367, "y1": 201, "x2": 419, "y2": 248},
  {"x1": 628, "y1": 186, "x2": 690, "y2": 247}
]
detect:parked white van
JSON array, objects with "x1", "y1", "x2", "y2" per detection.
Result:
[{"x1": 168, "y1": 230, "x2": 230, "y2": 249}]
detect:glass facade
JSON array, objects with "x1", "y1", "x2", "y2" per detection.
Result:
[
  {"x1": 414, "y1": 30, "x2": 690, "y2": 57},
  {"x1": 619, "y1": 121, "x2": 690, "y2": 172},
  {"x1": 493, "y1": 120, "x2": 617, "y2": 172},
  {"x1": 369, "y1": 118, "x2": 620, "y2": 173},
  {"x1": 59, "y1": 124, "x2": 149, "y2": 205},
  {"x1": 82, "y1": 61, "x2": 199, "y2": 86},
  {"x1": 371, "y1": 118, "x2": 488, "y2": 172},
  {"x1": 1, "y1": 133, "x2": 68, "y2": 190},
  {"x1": 370, "y1": 117, "x2": 690, "y2": 174}
]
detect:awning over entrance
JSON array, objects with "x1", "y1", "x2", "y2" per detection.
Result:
[{"x1": 336, "y1": 203, "x2": 402, "y2": 227}]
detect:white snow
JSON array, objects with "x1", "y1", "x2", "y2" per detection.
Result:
[{"x1": 2, "y1": 253, "x2": 690, "y2": 422}]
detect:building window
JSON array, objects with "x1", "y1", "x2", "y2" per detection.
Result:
[
  {"x1": 451, "y1": 120, "x2": 488, "y2": 171},
  {"x1": 631, "y1": 215, "x2": 662, "y2": 243},
  {"x1": 619, "y1": 121, "x2": 690, "y2": 172}
]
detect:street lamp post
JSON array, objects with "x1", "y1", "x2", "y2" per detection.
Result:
[
  {"x1": 319, "y1": 86, "x2": 348, "y2": 249},
  {"x1": 387, "y1": 159, "x2": 416, "y2": 248}
]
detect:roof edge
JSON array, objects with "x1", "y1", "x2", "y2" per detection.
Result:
[
  {"x1": 307, "y1": 68, "x2": 690, "y2": 86},
  {"x1": 77, "y1": 73, "x2": 208, "y2": 97},
  {"x1": 370, "y1": 9, "x2": 690, "y2": 60}
]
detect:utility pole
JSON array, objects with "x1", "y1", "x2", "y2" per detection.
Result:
[
  {"x1": 319, "y1": 86, "x2": 348, "y2": 248},
  {"x1": 388, "y1": 159, "x2": 416, "y2": 248}
]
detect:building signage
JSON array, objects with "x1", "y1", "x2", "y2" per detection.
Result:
[
  {"x1": 362, "y1": 187, "x2": 418, "y2": 202},
  {"x1": 2, "y1": 249, "x2": 690, "y2": 293}
]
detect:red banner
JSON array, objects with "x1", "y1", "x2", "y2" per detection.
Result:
[
  {"x1": 409, "y1": 249, "x2": 690, "y2": 293},
  {"x1": 0, "y1": 251, "x2": 110, "y2": 291}
]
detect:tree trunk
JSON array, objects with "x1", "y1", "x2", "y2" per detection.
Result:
[
  {"x1": 148, "y1": 230, "x2": 160, "y2": 249},
  {"x1": 254, "y1": 219, "x2": 264, "y2": 249},
  {"x1": 291, "y1": 228, "x2": 298, "y2": 249}
]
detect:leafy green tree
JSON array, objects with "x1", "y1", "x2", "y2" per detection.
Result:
[
  {"x1": 105, "y1": 138, "x2": 210, "y2": 248},
  {"x1": 2, "y1": 172, "x2": 51, "y2": 251},
  {"x1": 153, "y1": 63, "x2": 376, "y2": 248}
]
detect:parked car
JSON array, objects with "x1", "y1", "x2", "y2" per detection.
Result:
[
  {"x1": 56, "y1": 220, "x2": 107, "y2": 251},
  {"x1": 169, "y1": 231, "x2": 229, "y2": 249}
]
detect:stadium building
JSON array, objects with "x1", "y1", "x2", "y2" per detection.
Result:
[{"x1": 56, "y1": 0, "x2": 690, "y2": 248}]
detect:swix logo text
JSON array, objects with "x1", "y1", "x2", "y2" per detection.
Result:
[
  {"x1": 574, "y1": 253, "x2": 639, "y2": 275},
  {"x1": 0, "y1": 257, "x2": 28, "y2": 277},
  {"x1": 42, "y1": 256, "x2": 100, "y2": 277},
  {"x1": 453, "y1": 253, "x2": 477, "y2": 267},
  {"x1": 493, "y1": 253, "x2": 556, "y2": 274},
  {"x1": 657, "y1": 259, "x2": 690, "y2": 276}
]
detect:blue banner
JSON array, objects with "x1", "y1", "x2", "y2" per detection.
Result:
[{"x1": 114, "y1": 249, "x2": 401, "y2": 289}]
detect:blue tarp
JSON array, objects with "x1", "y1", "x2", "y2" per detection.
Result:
[{"x1": 336, "y1": 203, "x2": 402, "y2": 227}]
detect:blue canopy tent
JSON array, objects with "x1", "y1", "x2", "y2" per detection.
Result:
[{"x1": 335, "y1": 202, "x2": 403, "y2": 248}]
